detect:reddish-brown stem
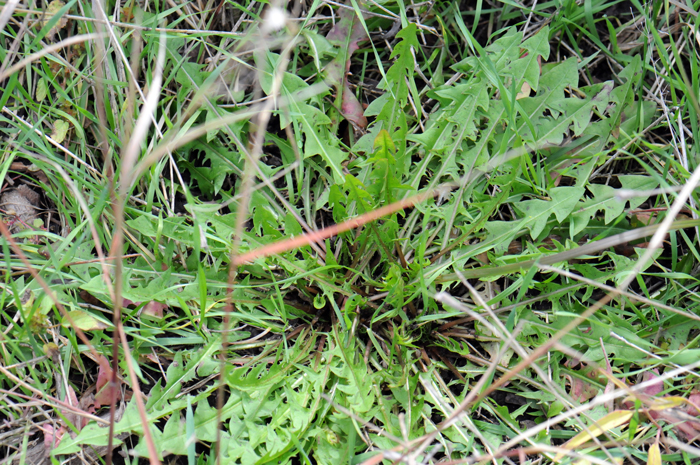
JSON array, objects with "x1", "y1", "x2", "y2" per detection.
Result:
[{"x1": 232, "y1": 189, "x2": 438, "y2": 265}]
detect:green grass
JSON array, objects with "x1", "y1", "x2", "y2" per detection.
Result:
[{"x1": 2, "y1": 0, "x2": 700, "y2": 464}]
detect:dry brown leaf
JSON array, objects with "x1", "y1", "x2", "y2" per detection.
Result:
[
  {"x1": 38, "y1": 0, "x2": 69, "y2": 40},
  {"x1": 94, "y1": 363, "x2": 120, "y2": 408},
  {"x1": 0, "y1": 185, "x2": 41, "y2": 233},
  {"x1": 143, "y1": 300, "x2": 168, "y2": 319},
  {"x1": 516, "y1": 81, "x2": 531, "y2": 99}
]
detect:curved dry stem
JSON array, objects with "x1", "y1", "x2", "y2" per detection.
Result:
[
  {"x1": 0, "y1": 33, "x2": 106, "y2": 82},
  {"x1": 6, "y1": 145, "x2": 115, "y2": 301},
  {"x1": 130, "y1": 83, "x2": 327, "y2": 187},
  {"x1": 214, "y1": 22, "x2": 301, "y2": 464},
  {"x1": 103, "y1": 26, "x2": 167, "y2": 465},
  {"x1": 0, "y1": 0, "x2": 20, "y2": 34}
]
